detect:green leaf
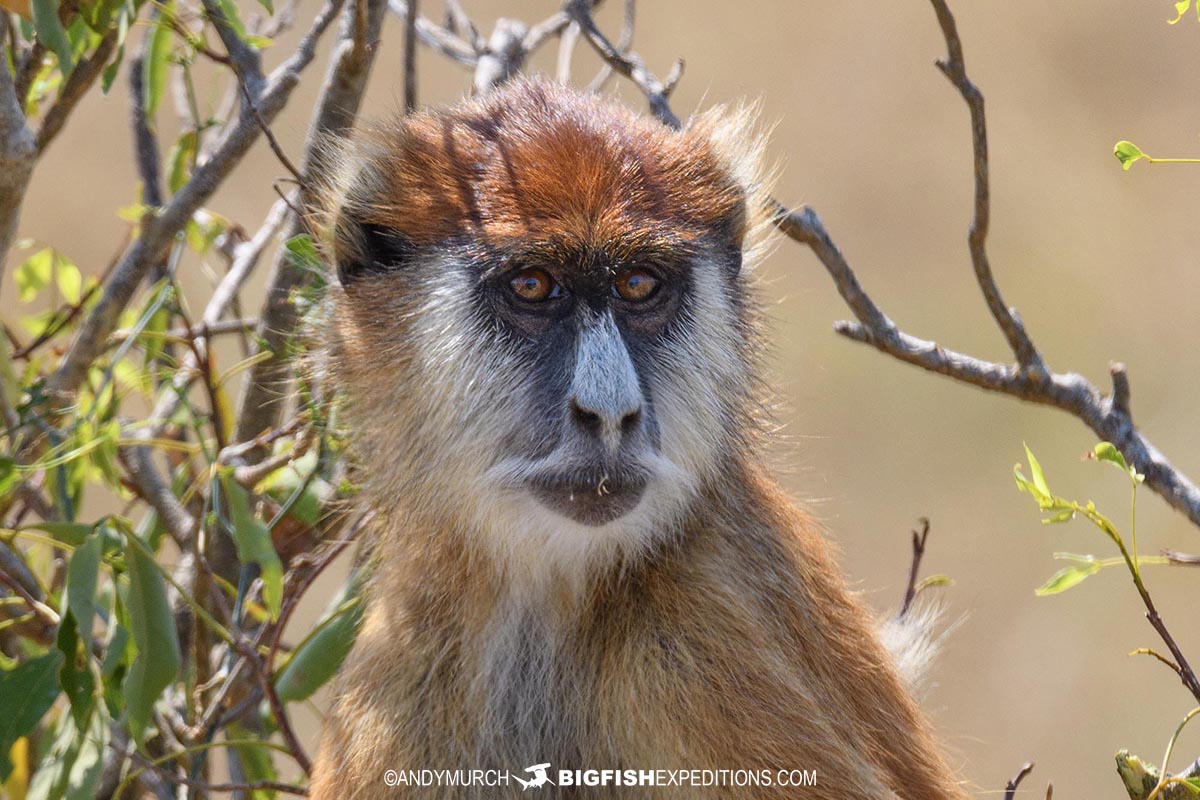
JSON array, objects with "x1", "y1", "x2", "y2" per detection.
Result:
[
  {"x1": 15, "y1": 248, "x2": 53, "y2": 302},
  {"x1": 284, "y1": 234, "x2": 321, "y2": 271},
  {"x1": 101, "y1": 43, "x2": 124, "y2": 93},
  {"x1": 142, "y1": 8, "x2": 172, "y2": 124},
  {"x1": 219, "y1": 472, "x2": 284, "y2": 620},
  {"x1": 0, "y1": 651, "x2": 64, "y2": 782},
  {"x1": 1170, "y1": 0, "x2": 1191, "y2": 23},
  {"x1": 213, "y1": 0, "x2": 248, "y2": 38},
  {"x1": 19, "y1": 520, "x2": 95, "y2": 546},
  {"x1": 31, "y1": 0, "x2": 75, "y2": 75},
  {"x1": 258, "y1": 449, "x2": 324, "y2": 527},
  {"x1": 166, "y1": 130, "x2": 197, "y2": 195},
  {"x1": 914, "y1": 574, "x2": 954, "y2": 593},
  {"x1": 0, "y1": 457, "x2": 19, "y2": 505},
  {"x1": 1053, "y1": 552, "x2": 1097, "y2": 564},
  {"x1": 80, "y1": 0, "x2": 124, "y2": 32},
  {"x1": 26, "y1": 700, "x2": 109, "y2": 800},
  {"x1": 1115, "y1": 140, "x2": 1145, "y2": 170},
  {"x1": 1023, "y1": 444, "x2": 1050, "y2": 497},
  {"x1": 122, "y1": 537, "x2": 181, "y2": 742},
  {"x1": 1092, "y1": 441, "x2": 1128, "y2": 473},
  {"x1": 1035, "y1": 562, "x2": 1102, "y2": 596},
  {"x1": 228, "y1": 723, "x2": 278, "y2": 799},
  {"x1": 254, "y1": 0, "x2": 273, "y2": 15},
  {"x1": 54, "y1": 254, "x2": 83, "y2": 305},
  {"x1": 55, "y1": 611, "x2": 97, "y2": 728},
  {"x1": 1042, "y1": 507, "x2": 1076, "y2": 524},
  {"x1": 275, "y1": 578, "x2": 363, "y2": 703},
  {"x1": 66, "y1": 534, "x2": 102, "y2": 652}
]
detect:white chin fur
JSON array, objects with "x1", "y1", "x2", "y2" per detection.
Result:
[{"x1": 471, "y1": 456, "x2": 697, "y2": 598}]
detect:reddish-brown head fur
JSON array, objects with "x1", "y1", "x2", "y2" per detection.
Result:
[{"x1": 329, "y1": 78, "x2": 750, "y2": 270}]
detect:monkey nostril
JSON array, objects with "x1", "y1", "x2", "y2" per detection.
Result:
[
  {"x1": 570, "y1": 399, "x2": 603, "y2": 432},
  {"x1": 620, "y1": 407, "x2": 642, "y2": 435}
]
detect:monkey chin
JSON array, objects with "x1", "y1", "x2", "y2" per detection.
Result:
[{"x1": 529, "y1": 477, "x2": 648, "y2": 526}]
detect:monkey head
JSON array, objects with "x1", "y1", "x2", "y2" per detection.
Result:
[{"x1": 322, "y1": 79, "x2": 769, "y2": 577}]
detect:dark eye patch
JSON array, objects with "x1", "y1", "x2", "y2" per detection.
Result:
[{"x1": 337, "y1": 222, "x2": 418, "y2": 285}]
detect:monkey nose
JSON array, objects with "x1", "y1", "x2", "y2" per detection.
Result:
[{"x1": 568, "y1": 395, "x2": 643, "y2": 450}]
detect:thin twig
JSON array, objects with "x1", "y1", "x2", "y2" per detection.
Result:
[
  {"x1": 266, "y1": 511, "x2": 370, "y2": 673},
  {"x1": 556, "y1": 20, "x2": 579, "y2": 84},
  {"x1": 35, "y1": 28, "x2": 119, "y2": 154},
  {"x1": 118, "y1": 444, "x2": 197, "y2": 546},
  {"x1": 42, "y1": 0, "x2": 346, "y2": 405},
  {"x1": 0, "y1": 12, "x2": 37, "y2": 279},
  {"x1": 129, "y1": 752, "x2": 308, "y2": 796},
  {"x1": 388, "y1": 0, "x2": 478, "y2": 66},
  {"x1": 129, "y1": 34, "x2": 166, "y2": 210},
  {"x1": 146, "y1": 197, "x2": 288, "y2": 435},
  {"x1": 1004, "y1": 763, "x2": 1035, "y2": 800},
  {"x1": 1164, "y1": 550, "x2": 1200, "y2": 566},
  {"x1": 0, "y1": 563, "x2": 59, "y2": 630},
  {"x1": 899, "y1": 517, "x2": 931, "y2": 619},
  {"x1": 473, "y1": 17, "x2": 528, "y2": 94},
  {"x1": 199, "y1": 0, "x2": 265, "y2": 93},
  {"x1": 108, "y1": 317, "x2": 258, "y2": 347},
  {"x1": 234, "y1": 76, "x2": 307, "y2": 189},
  {"x1": 233, "y1": 0, "x2": 388, "y2": 450},
  {"x1": 442, "y1": 0, "x2": 483, "y2": 51},
  {"x1": 586, "y1": 0, "x2": 633, "y2": 93},
  {"x1": 567, "y1": 0, "x2": 680, "y2": 128},
  {"x1": 1131, "y1": 648, "x2": 1186, "y2": 683},
  {"x1": 404, "y1": 0, "x2": 418, "y2": 112},
  {"x1": 233, "y1": 635, "x2": 312, "y2": 773},
  {"x1": 928, "y1": 0, "x2": 1044, "y2": 373}
]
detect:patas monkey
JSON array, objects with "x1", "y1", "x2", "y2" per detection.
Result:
[{"x1": 310, "y1": 79, "x2": 967, "y2": 799}]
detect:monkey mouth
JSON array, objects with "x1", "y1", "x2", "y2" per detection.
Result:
[{"x1": 527, "y1": 471, "x2": 649, "y2": 526}]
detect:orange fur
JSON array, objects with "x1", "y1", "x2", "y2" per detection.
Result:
[
  {"x1": 327, "y1": 78, "x2": 748, "y2": 257},
  {"x1": 310, "y1": 79, "x2": 967, "y2": 799}
]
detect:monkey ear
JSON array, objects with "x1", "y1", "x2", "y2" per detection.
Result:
[
  {"x1": 685, "y1": 101, "x2": 777, "y2": 274},
  {"x1": 334, "y1": 220, "x2": 417, "y2": 285}
]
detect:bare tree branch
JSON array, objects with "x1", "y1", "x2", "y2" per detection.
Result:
[
  {"x1": 927, "y1": 0, "x2": 1044, "y2": 373},
  {"x1": 764, "y1": 0, "x2": 1200, "y2": 532},
  {"x1": 567, "y1": 0, "x2": 680, "y2": 129},
  {"x1": 234, "y1": 0, "x2": 387, "y2": 447},
  {"x1": 129, "y1": 46, "x2": 166, "y2": 210},
  {"x1": 388, "y1": 0, "x2": 478, "y2": 67},
  {"x1": 404, "y1": 0, "x2": 418, "y2": 111},
  {"x1": 200, "y1": 0, "x2": 266, "y2": 94},
  {"x1": 777, "y1": 205, "x2": 1200, "y2": 530},
  {"x1": 473, "y1": 17, "x2": 528, "y2": 94},
  {"x1": 118, "y1": 444, "x2": 197, "y2": 546},
  {"x1": 0, "y1": 13, "x2": 37, "y2": 283},
  {"x1": 899, "y1": 517, "x2": 931, "y2": 619},
  {"x1": 585, "y1": 0, "x2": 633, "y2": 93},
  {"x1": 1005, "y1": 763, "x2": 1036, "y2": 800},
  {"x1": 35, "y1": 28, "x2": 119, "y2": 154},
  {"x1": 556, "y1": 20, "x2": 580, "y2": 83},
  {"x1": 43, "y1": 0, "x2": 347, "y2": 405},
  {"x1": 147, "y1": 198, "x2": 289, "y2": 433},
  {"x1": 442, "y1": 0, "x2": 483, "y2": 52}
]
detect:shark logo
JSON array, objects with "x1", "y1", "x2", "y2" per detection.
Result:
[{"x1": 514, "y1": 763, "x2": 553, "y2": 790}]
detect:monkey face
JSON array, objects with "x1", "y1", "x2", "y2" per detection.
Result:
[{"x1": 324, "y1": 78, "x2": 767, "y2": 575}]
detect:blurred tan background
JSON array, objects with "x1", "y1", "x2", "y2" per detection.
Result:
[{"x1": 8, "y1": 0, "x2": 1200, "y2": 796}]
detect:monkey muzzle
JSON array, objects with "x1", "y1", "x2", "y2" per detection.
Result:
[{"x1": 527, "y1": 468, "x2": 650, "y2": 527}]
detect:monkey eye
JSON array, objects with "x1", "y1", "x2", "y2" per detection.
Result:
[
  {"x1": 509, "y1": 267, "x2": 562, "y2": 303},
  {"x1": 613, "y1": 268, "x2": 660, "y2": 303}
]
